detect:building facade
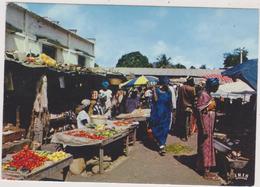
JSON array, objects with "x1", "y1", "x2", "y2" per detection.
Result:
[{"x1": 5, "y1": 3, "x2": 95, "y2": 67}]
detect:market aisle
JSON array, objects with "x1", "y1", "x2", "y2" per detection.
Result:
[{"x1": 66, "y1": 134, "x2": 221, "y2": 185}]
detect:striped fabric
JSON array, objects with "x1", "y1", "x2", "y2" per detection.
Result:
[{"x1": 203, "y1": 74, "x2": 233, "y2": 84}]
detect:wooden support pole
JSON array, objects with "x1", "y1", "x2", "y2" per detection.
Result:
[
  {"x1": 125, "y1": 135, "x2": 129, "y2": 156},
  {"x1": 99, "y1": 145, "x2": 104, "y2": 174}
]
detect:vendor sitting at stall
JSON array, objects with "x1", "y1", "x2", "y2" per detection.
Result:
[
  {"x1": 75, "y1": 99, "x2": 91, "y2": 129},
  {"x1": 99, "y1": 80, "x2": 112, "y2": 118},
  {"x1": 88, "y1": 90, "x2": 99, "y2": 116},
  {"x1": 93, "y1": 95, "x2": 105, "y2": 115}
]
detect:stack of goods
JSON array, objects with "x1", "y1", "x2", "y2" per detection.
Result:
[
  {"x1": 2, "y1": 146, "x2": 69, "y2": 174},
  {"x1": 6, "y1": 51, "x2": 122, "y2": 76},
  {"x1": 3, "y1": 124, "x2": 26, "y2": 144},
  {"x1": 23, "y1": 53, "x2": 56, "y2": 67}
]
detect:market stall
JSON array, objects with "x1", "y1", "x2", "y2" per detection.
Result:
[
  {"x1": 116, "y1": 108, "x2": 151, "y2": 142},
  {"x1": 2, "y1": 146, "x2": 73, "y2": 181},
  {"x1": 51, "y1": 119, "x2": 137, "y2": 173},
  {"x1": 211, "y1": 60, "x2": 257, "y2": 185}
]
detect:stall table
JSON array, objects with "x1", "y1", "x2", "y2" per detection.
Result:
[
  {"x1": 2, "y1": 154, "x2": 73, "y2": 181},
  {"x1": 98, "y1": 130, "x2": 130, "y2": 173},
  {"x1": 51, "y1": 128, "x2": 132, "y2": 174},
  {"x1": 116, "y1": 109, "x2": 151, "y2": 141}
]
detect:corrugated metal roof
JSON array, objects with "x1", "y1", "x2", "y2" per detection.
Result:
[{"x1": 107, "y1": 67, "x2": 224, "y2": 77}]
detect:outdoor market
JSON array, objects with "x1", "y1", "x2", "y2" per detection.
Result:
[
  {"x1": 2, "y1": 50, "x2": 257, "y2": 185},
  {"x1": 1, "y1": 3, "x2": 259, "y2": 186}
]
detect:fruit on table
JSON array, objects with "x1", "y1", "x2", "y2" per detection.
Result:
[
  {"x1": 7, "y1": 145, "x2": 47, "y2": 171},
  {"x1": 113, "y1": 120, "x2": 131, "y2": 126},
  {"x1": 47, "y1": 151, "x2": 68, "y2": 162},
  {"x1": 95, "y1": 124, "x2": 106, "y2": 131},
  {"x1": 65, "y1": 130, "x2": 105, "y2": 140},
  {"x1": 35, "y1": 150, "x2": 51, "y2": 157},
  {"x1": 95, "y1": 129, "x2": 118, "y2": 138}
]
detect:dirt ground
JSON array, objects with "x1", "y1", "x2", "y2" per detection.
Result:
[{"x1": 46, "y1": 133, "x2": 222, "y2": 185}]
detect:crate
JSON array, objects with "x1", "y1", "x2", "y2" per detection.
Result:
[{"x1": 3, "y1": 129, "x2": 26, "y2": 144}]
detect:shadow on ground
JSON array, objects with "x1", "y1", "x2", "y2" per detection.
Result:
[
  {"x1": 173, "y1": 154, "x2": 202, "y2": 175},
  {"x1": 141, "y1": 138, "x2": 159, "y2": 152}
]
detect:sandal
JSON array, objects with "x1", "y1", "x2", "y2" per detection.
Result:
[
  {"x1": 159, "y1": 146, "x2": 166, "y2": 156},
  {"x1": 203, "y1": 173, "x2": 219, "y2": 181}
]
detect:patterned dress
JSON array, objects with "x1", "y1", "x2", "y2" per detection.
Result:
[{"x1": 196, "y1": 90, "x2": 216, "y2": 169}]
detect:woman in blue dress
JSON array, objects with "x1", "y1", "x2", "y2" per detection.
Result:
[{"x1": 150, "y1": 77, "x2": 172, "y2": 156}]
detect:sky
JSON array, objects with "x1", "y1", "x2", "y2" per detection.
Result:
[{"x1": 17, "y1": 3, "x2": 259, "y2": 69}]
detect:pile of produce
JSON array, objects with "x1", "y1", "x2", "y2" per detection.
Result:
[
  {"x1": 36, "y1": 150, "x2": 69, "y2": 162},
  {"x1": 87, "y1": 124, "x2": 106, "y2": 131},
  {"x1": 3, "y1": 146, "x2": 47, "y2": 172},
  {"x1": 113, "y1": 120, "x2": 131, "y2": 126},
  {"x1": 3, "y1": 146, "x2": 69, "y2": 173},
  {"x1": 95, "y1": 129, "x2": 118, "y2": 138},
  {"x1": 65, "y1": 130, "x2": 106, "y2": 140}
]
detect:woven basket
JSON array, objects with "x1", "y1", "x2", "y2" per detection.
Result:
[
  {"x1": 109, "y1": 78, "x2": 123, "y2": 85},
  {"x1": 90, "y1": 115, "x2": 107, "y2": 125}
]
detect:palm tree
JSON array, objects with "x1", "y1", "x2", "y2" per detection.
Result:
[{"x1": 154, "y1": 54, "x2": 173, "y2": 68}]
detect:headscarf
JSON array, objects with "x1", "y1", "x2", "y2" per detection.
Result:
[
  {"x1": 186, "y1": 76, "x2": 195, "y2": 86},
  {"x1": 81, "y1": 99, "x2": 90, "y2": 107},
  {"x1": 102, "y1": 80, "x2": 109, "y2": 89},
  {"x1": 159, "y1": 76, "x2": 170, "y2": 85},
  {"x1": 206, "y1": 78, "x2": 219, "y2": 90}
]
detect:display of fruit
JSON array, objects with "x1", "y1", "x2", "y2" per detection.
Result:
[
  {"x1": 94, "y1": 124, "x2": 106, "y2": 131},
  {"x1": 113, "y1": 120, "x2": 131, "y2": 126},
  {"x1": 6, "y1": 145, "x2": 47, "y2": 171},
  {"x1": 46, "y1": 151, "x2": 68, "y2": 162},
  {"x1": 95, "y1": 129, "x2": 118, "y2": 138},
  {"x1": 65, "y1": 130, "x2": 105, "y2": 140},
  {"x1": 35, "y1": 150, "x2": 52, "y2": 157}
]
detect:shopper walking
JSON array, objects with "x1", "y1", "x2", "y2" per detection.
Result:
[
  {"x1": 175, "y1": 77, "x2": 196, "y2": 141},
  {"x1": 150, "y1": 77, "x2": 172, "y2": 156}
]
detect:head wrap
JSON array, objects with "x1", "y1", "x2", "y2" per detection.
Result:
[
  {"x1": 81, "y1": 99, "x2": 90, "y2": 107},
  {"x1": 159, "y1": 76, "x2": 170, "y2": 85},
  {"x1": 186, "y1": 76, "x2": 195, "y2": 86},
  {"x1": 101, "y1": 80, "x2": 109, "y2": 89},
  {"x1": 206, "y1": 78, "x2": 219, "y2": 90}
]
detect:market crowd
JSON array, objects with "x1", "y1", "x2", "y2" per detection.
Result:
[{"x1": 71, "y1": 76, "x2": 256, "y2": 181}]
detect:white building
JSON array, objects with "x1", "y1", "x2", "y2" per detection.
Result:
[{"x1": 5, "y1": 3, "x2": 95, "y2": 67}]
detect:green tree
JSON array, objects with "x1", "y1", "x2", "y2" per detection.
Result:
[
  {"x1": 200, "y1": 64, "x2": 206, "y2": 69},
  {"x1": 154, "y1": 54, "x2": 174, "y2": 68},
  {"x1": 223, "y1": 48, "x2": 248, "y2": 67},
  {"x1": 94, "y1": 63, "x2": 99, "y2": 67},
  {"x1": 173, "y1": 63, "x2": 186, "y2": 69},
  {"x1": 190, "y1": 66, "x2": 196, "y2": 69},
  {"x1": 116, "y1": 51, "x2": 152, "y2": 68}
]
